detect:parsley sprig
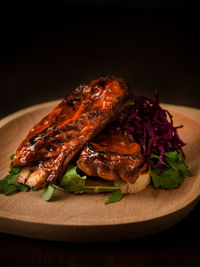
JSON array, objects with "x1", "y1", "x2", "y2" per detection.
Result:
[
  {"x1": 150, "y1": 151, "x2": 192, "y2": 189},
  {"x1": 0, "y1": 154, "x2": 29, "y2": 195}
]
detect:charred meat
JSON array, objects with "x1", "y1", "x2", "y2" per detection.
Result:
[
  {"x1": 77, "y1": 124, "x2": 143, "y2": 184},
  {"x1": 12, "y1": 77, "x2": 133, "y2": 188}
]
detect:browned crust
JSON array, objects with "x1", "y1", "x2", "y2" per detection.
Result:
[
  {"x1": 14, "y1": 77, "x2": 133, "y2": 188},
  {"x1": 77, "y1": 125, "x2": 143, "y2": 184}
]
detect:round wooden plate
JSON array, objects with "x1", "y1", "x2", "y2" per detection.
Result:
[{"x1": 0, "y1": 101, "x2": 200, "y2": 242}]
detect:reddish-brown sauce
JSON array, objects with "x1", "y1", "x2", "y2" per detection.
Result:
[
  {"x1": 13, "y1": 77, "x2": 133, "y2": 187},
  {"x1": 77, "y1": 125, "x2": 143, "y2": 184}
]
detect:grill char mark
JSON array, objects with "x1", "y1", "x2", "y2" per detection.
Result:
[
  {"x1": 77, "y1": 126, "x2": 143, "y2": 183},
  {"x1": 13, "y1": 76, "x2": 133, "y2": 188}
]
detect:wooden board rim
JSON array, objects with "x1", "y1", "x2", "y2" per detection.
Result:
[{"x1": 0, "y1": 102, "x2": 200, "y2": 228}]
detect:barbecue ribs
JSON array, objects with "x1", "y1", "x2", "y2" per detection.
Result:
[
  {"x1": 12, "y1": 77, "x2": 133, "y2": 188},
  {"x1": 77, "y1": 124, "x2": 143, "y2": 184}
]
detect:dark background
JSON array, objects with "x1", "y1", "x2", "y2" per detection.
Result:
[
  {"x1": 0, "y1": 1, "x2": 200, "y2": 119},
  {"x1": 0, "y1": 1, "x2": 200, "y2": 266}
]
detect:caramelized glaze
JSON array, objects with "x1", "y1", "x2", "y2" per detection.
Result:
[
  {"x1": 77, "y1": 125, "x2": 143, "y2": 183},
  {"x1": 13, "y1": 77, "x2": 133, "y2": 188}
]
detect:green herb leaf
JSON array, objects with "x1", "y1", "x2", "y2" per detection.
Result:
[
  {"x1": 31, "y1": 187, "x2": 37, "y2": 191},
  {"x1": 164, "y1": 151, "x2": 192, "y2": 177},
  {"x1": 0, "y1": 154, "x2": 29, "y2": 195},
  {"x1": 16, "y1": 184, "x2": 29, "y2": 192},
  {"x1": 7, "y1": 173, "x2": 21, "y2": 185},
  {"x1": 59, "y1": 165, "x2": 86, "y2": 190},
  {"x1": 151, "y1": 168, "x2": 184, "y2": 189},
  {"x1": 9, "y1": 153, "x2": 15, "y2": 160},
  {"x1": 53, "y1": 165, "x2": 122, "y2": 202},
  {"x1": 9, "y1": 163, "x2": 21, "y2": 174},
  {"x1": 150, "y1": 151, "x2": 192, "y2": 189},
  {"x1": 7, "y1": 173, "x2": 29, "y2": 192},
  {"x1": 73, "y1": 189, "x2": 87, "y2": 194},
  {"x1": 0, "y1": 180, "x2": 17, "y2": 195},
  {"x1": 104, "y1": 189, "x2": 122, "y2": 205},
  {"x1": 53, "y1": 183, "x2": 120, "y2": 194},
  {"x1": 150, "y1": 154, "x2": 167, "y2": 166},
  {"x1": 43, "y1": 184, "x2": 55, "y2": 201}
]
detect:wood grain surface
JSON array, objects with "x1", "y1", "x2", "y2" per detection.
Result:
[
  {"x1": 0, "y1": 102, "x2": 200, "y2": 242},
  {"x1": 0, "y1": 5, "x2": 199, "y2": 266}
]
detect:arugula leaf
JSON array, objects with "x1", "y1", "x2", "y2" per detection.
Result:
[
  {"x1": 150, "y1": 151, "x2": 192, "y2": 189},
  {"x1": 72, "y1": 186, "x2": 121, "y2": 194},
  {"x1": 53, "y1": 183, "x2": 120, "y2": 193},
  {"x1": 43, "y1": 184, "x2": 55, "y2": 201},
  {"x1": 60, "y1": 165, "x2": 86, "y2": 190},
  {"x1": 105, "y1": 189, "x2": 122, "y2": 205},
  {"x1": 52, "y1": 165, "x2": 122, "y2": 204}
]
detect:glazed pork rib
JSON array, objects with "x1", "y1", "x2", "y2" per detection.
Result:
[
  {"x1": 77, "y1": 124, "x2": 143, "y2": 184},
  {"x1": 12, "y1": 77, "x2": 133, "y2": 188}
]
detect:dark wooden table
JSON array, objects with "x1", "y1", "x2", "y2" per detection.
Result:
[{"x1": 0, "y1": 5, "x2": 200, "y2": 267}]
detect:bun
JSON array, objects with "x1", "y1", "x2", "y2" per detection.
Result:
[{"x1": 114, "y1": 164, "x2": 150, "y2": 194}]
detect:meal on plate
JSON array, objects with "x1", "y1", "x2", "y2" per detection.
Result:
[{"x1": 0, "y1": 77, "x2": 192, "y2": 204}]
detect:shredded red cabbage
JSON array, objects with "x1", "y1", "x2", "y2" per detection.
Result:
[{"x1": 127, "y1": 90, "x2": 185, "y2": 168}]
